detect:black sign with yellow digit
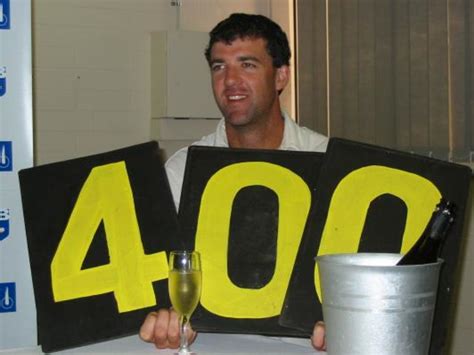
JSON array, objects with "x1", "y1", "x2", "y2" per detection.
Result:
[
  {"x1": 177, "y1": 146, "x2": 324, "y2": 336},
  {"x1": 279, "y1": 138, "x2": 472, "y2": 354},
  {"x1": 19, "y1": 141, "x2": 179, "y2": 352}
]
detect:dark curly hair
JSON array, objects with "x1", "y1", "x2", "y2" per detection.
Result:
[{"x1": 204, "y1": 13, "x2": 291, "y2": 68}]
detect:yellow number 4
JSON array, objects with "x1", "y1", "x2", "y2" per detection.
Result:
[{"x1": 51, "y1": 162, "x2": 168, "y2": 313}]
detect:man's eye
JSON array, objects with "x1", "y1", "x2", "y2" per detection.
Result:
[
  {"x1": 242, "y1": 62, "x2": 256, "y2": 68},
  {"x1": 211, "y1": 64, "x2": 224, "y2": 72}
]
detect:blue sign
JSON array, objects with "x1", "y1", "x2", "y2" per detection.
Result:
[
  {"x1": 0, "y1": 141, "x2": 12, "y2": 171},
  {"x1": 0, "y1": 283, "x2": 16, "y2": 313},
  {"x1": 0, "y1": 208, "x2": 9, "y2": 241},
  {"x1": 0, "y1": 0, "x2": 10, "y2": 30},
  {"x1": 0, "y1": 66, "x2": 6, "y2": 96}
]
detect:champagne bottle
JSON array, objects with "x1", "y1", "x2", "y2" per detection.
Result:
[{"x1": 397, "y1": 198, "x2": 455, "y2": 265}]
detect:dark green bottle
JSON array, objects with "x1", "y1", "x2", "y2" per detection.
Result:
[{"x1": 397, "y1": 198, "x2": 455, "y2": 265}]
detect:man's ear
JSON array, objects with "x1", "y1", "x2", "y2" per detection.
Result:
[{"x1": 275, "y1": 65, "x2": 290, "y2": 93}]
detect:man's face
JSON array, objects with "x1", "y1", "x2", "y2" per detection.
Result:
[{"x1": 209, "y1": 37, "x2": 288, "y2": 128}]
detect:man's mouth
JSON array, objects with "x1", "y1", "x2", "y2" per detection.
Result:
[{"x1": 227, "y1": 95, "x2": 247, "y2": 101}]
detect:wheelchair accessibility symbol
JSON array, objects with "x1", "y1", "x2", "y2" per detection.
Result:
[{"x1": 0, "y1": 282, "x2": 16, "y2": 313}]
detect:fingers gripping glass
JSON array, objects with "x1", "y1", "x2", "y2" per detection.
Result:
[{"x1": 168, "y1": 251, "x2": 202, "y2": 354}]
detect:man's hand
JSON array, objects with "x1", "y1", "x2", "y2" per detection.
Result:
[
  {"x1": 140, "y1": 309, "x2": 322, "y2": 351},
  {"x1": 311, "y1": 321, "x2": 326, "y2": 351},
  {"x1": 139, "y1": 308, "x2": 197, "y2": 349}
]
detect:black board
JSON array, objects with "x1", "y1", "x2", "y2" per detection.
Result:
[
  {"x1": 178, "y1": 146, "x2": 324, "y2": 336},
  {"x1": 279, "y1": 138, "x2": 472, "y2": 355},
  {"x1": 18, "y1": 141, "x2": 179, "y2": 352}
]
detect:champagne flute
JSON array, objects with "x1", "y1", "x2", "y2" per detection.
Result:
[{"x1": 168, "y1": 250, "x2": 202, "y2": 354}]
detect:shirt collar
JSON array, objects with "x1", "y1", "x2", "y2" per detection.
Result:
[
  {"x1": 279, "y1": 111, "x2": 299, "y2": 150},
  {"x1": 214, "y1": 118, "x2": 229, "y2": 147}
]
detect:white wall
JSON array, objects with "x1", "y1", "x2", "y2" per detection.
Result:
[{"x1": 33, "y1": 0, "x2": 176, "y2": 164}]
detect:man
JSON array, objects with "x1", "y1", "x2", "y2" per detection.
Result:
[{"x1": 140, "y1": 13, "x2": 327, "y2": 351}]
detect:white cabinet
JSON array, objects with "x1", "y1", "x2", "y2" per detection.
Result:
[
  {"x1": 151, "y1": 31, "x2": 221, "y2": 119},
  {"x1": 150, "y1": 117, "x2": 219, "y2": 159}
]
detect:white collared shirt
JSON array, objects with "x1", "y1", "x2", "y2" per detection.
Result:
[{"x1": 165, "y1": 112, "x2": 328, "y2": 209}]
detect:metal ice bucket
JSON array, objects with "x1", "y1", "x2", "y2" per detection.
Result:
[{"x1": 316, "y1": 253, "x2": 443, "y2": 355}]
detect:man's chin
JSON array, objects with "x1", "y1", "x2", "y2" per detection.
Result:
[
  {"x1": 223, "y1": 112, "x2": 251, "y2": 126},
  {"x1": 225, "y1": 118, "x2": 253, "y2": 128}
]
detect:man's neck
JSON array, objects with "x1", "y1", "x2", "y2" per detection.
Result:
[{"x1": 226, "y1": 112, "x2": 285, "y2": 149}]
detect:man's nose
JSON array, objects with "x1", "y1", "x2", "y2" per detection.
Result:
[{"x1": 224, "y1": 67, "x2": 241, "y2": 86}]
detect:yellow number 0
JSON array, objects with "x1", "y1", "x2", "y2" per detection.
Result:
[
  {"x1": 51, "y1": 162, "x2": 168, "y2": 313},
  {"x1": 195, "y1": 162, "x2": 311, "y2": 318},
  {"x1": 314, "y1": 165, "x2": 441, "y2": 301}
]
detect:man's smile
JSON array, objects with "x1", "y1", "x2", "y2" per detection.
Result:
[{"x1": 228, "y1": 95, "x2": 247, "y2": 101}]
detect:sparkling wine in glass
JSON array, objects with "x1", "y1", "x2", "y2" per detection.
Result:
[{"x1": 168, "y1": 250, "x2": 202, "y2": 354}]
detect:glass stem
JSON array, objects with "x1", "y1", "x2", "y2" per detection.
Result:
[{"x1": 179, "y1": 314, "x2": 189, "y2": 352}]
